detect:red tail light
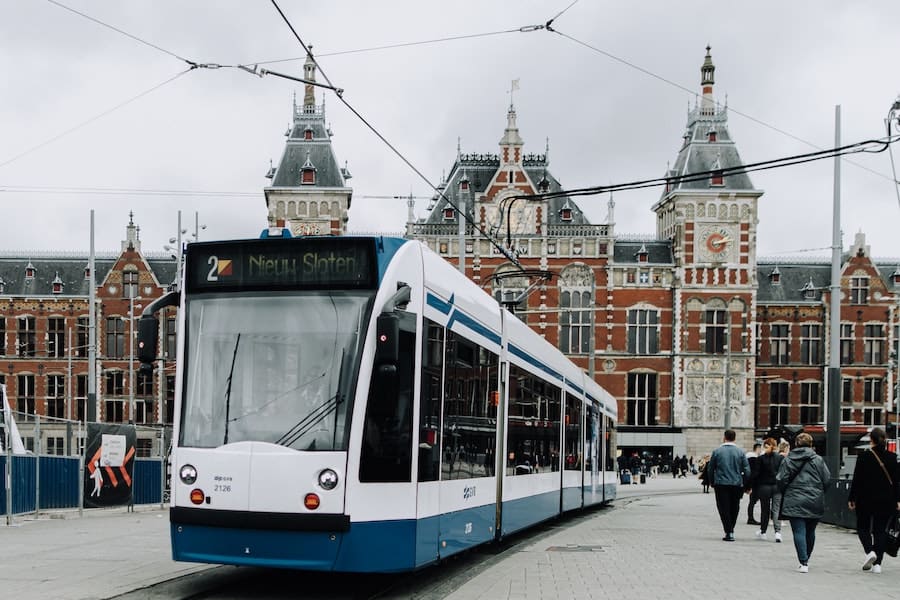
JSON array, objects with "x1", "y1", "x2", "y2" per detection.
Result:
[
  {"x1": 190, "y1": 489, "x2": 205, "y2": 505},
  {"x1": 304, "y1": 493, "x2": 320, "y2": 510}
]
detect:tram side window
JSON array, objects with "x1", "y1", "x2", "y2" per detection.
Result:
[
  {"x1": 441, "y1": 330, "x2": 499, "y2": 481},
  {"x1": 506, "y1": 365, "x2": 561, "y2": 475},
  {"x1": 584, "y1": 405, "x2": 598, "y2": 473},
  {"x1": 605, "y1": 414, "x2": 616, "y2": 471},
  {"x1": 360, "y1": 327, "x2": 415, "y2": 483},
  {"x1": 418, "y1": 319, "x2": 443, "y2": 482},
  {"x1": 564, "y1": 394, "x2": 582, "y2": 470}
]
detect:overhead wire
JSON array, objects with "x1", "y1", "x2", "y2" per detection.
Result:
[
  {"x1": 46, "y1": 0, "x2": 193, "y2": 65},
  {"x1": 267, "y1": 0, "x2": 535, "y2": 268},
  {"x1": 546, "y1": 26, "x2": 897, "y2": 185},
  {"x1": 0, "y1": 184, "x2": 258, "y2": 198},
  {"x1": 0, "y1": 69, "x2": 192, "y2": 171}
]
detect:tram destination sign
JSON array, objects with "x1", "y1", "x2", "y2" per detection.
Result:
[{"x1": 186, "y1": 237, "x2": 377, "y2": 291}]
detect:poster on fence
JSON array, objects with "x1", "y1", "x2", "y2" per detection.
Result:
[{"x1": 83, "y1": 423, "x2": 136, "y2": 508}]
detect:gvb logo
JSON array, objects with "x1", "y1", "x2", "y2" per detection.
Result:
[{"x1": 463, "y1": 485, "x2": 476, "y2": 500}]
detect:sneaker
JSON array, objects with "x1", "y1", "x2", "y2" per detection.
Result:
[
  {"x1": 775, "y1": 532, "x2": 782, "y2": 543},
  {"x1": 872, "y1": 564, "x2": 882, "y2": 574},
  {"x1": 755, "y1": 531, "x2": 767, "y2": 541},
  {"x1": 722, "y1": 533, "x2": 735, "y2": 542},
  {"x1": 797, "y1": 564, "x2": 809, "y2": 573},
  {"x1": 863, "y1": 551, "x2": 878, "y2": 571}
]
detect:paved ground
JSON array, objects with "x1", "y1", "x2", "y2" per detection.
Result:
[{"x1": 2, "y1": 475, "x2": 897, "y2": 600}]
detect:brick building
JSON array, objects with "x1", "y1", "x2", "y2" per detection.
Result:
[
  {"x1": 411, "y1": 47, "x2": 900, "y2": 460},
  {"x1": 0, "y1": 215, "x2": 176, "y2": 456}
]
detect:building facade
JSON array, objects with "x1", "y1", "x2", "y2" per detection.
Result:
[
  {"x1": 263, "y1": 52, "x2": 353, "y2": 236},
  {"x1": 0, "y1": 215, "x2": 176, "y2": 456},
  {"x1": 411, "y1": 48, "x2": 900, "y2": 460}
]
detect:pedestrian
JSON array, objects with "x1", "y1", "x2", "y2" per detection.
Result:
[
  {"x1": 707, "y1": 429, "x2": 751, "y2": 541},
  {"x1": 753, "y1": 438, "x2": 784, "y2": 542},
  {"x1": 746, "y1": 442, "x2": 762, "y2": 524},
  {"x1": 698, "y1": 454, "x2": 711, "y2": 493},
  {"x1": 848, "y1": 427, "x2": 900, "y2": 574},
  {"x1": 776, "y1": 432, "x2": 830, "y2": 573},
  {"x1": 770, "y1": 440, "x2": 791, "y2": 532}
]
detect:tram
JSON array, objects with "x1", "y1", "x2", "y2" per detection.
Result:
[{"x1": 137, "y1": 232, "x2": 617, "y2": 572}]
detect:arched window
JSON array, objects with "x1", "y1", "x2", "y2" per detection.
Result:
[{"x1": 559, "y1": 264, "x2": 593, "y2": 354}]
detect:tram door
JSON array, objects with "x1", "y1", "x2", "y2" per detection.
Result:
[{"x1": 586, "y1": 405, "x2": 601, "y2": 503}]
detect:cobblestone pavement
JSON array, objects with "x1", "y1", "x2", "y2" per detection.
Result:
[{"x1": 444, "y1": 476, "x2": 899, "y2": 600}]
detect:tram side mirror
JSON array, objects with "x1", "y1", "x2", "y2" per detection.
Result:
[
  {"x1": 136, "y1": 315, "x2": 159, "y2": 371},
  {"x1": 375, "y1": 313, "x2": 400, "y2": 367}
]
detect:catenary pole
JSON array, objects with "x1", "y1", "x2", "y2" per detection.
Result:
[{"x1": 826, "y1": 106, "x2": 842, "y2": 478}]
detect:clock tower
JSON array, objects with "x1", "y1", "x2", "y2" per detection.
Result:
[{"x1": 652, "y1": 46, "x2": 763, "y2": 451}]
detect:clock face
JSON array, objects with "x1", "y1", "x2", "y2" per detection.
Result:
[{"x1": 699, "y1": 226, "x2": 734, "y2": 261}]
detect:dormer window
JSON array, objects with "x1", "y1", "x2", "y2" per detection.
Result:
[
  {"x1": 636, "y1": 244, "x2": 649, "y2": 263},
  {"x1": 560, "y1": 208, "x2": 573, "y2": 221},
  {"x1": 460, "y1": 180, "x2": 469, "y2": 191},
  {"x1": 769, "y1": 267, "x2": 781, "y2": 285},
  {"x1": 52, "y1": 274, "x2": 63, "y2": 294},
  {"x1": 84, "y1": 267, "x2": 91, "y2": 280},
  {"x1": 710, "y1": 157, "x2": 724, "y2": 186},
  {"x1": 300, "y1": 150, "x2": 316, "y2": 185},
  {"x1": 892, "y1": 268, "x2": 900, "y2": 285},
  {"x1": 303, "y1": 128, "x2": 313, "y2": 140},
  {"x1": 0, "y1": 277, "x2": 5, "y2": 294},
  {"x1": 25, "y1": 263, "x2": 35, "y2": 279},
  {"x1": 443, "y1": 208, "x2": 455, "y2": 220},
  {"x1": 708, "y1": 130, "x2": 717, "y2": 142}
]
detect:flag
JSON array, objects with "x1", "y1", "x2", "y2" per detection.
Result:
[
  {"x1": 0, "y1": 384, "x2": 27, "y2": 455},
  {"x1": 511, "y1": 79, "x2": 520, "y2": 92}
]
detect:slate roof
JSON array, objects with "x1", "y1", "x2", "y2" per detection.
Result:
[
  {"x1": 612, "y1": 240, "x2": 674, "y2": 265},
  {"x1": 268, "y1": 102, "x2": 348, "y2": 190},
  {"x1": 0, "y1": 253, "x2": 177, "y2": 298},
  {"x1": 756, "y1": 262, "x2": 830, "y2": 303},
  {"x1": 665, "y1": 107, "x2": 757, "y2": 193},
  {"x1": 422, "y1": 154, "x2": 591, "y2": 227},
  {"x1": 757, "y1": 259, "x2": 900, "y2": 303}
]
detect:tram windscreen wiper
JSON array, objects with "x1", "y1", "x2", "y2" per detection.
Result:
[
  {"x1": 223, "y1": 333, "x2": 241, "y2": 445},
  {"x1": 275, "y1": 348, "x2": 350, "y2": 450}
]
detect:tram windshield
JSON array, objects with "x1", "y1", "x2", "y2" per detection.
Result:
[{"x1": 180, "y1": 292, "x2": 373, "y2": 450}]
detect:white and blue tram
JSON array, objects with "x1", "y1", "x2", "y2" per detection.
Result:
[{"x1": 137, "y1": 233, "x2": 617, "y2": 572}]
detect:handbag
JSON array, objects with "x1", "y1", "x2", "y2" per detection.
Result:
[{"x1": 885, "y1": 512, "x2": 900, "y2": 558}]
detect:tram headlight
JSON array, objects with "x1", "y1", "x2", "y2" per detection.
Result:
[
  {"x1": 318, "y1": 469, "x2": 339, "y2": 490},
  {"x1": 179, "y1": 464, "x2": 198, "y2": 485}
]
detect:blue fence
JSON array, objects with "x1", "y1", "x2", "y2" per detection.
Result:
[{"x1": 1, "y1": 455, "x2": 165, "y2": 516}]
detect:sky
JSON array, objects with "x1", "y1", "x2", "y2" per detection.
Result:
[{"x1": 2, "y1": 1, "x2": 900, "y2": 261}]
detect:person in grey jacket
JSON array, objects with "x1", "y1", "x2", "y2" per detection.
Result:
[
  {"x1": 776, "y1": 432, "x2": 831, "y2": 573},
  {"x1": 707, "y1": 429, "x2": 751, "y2": 541}
]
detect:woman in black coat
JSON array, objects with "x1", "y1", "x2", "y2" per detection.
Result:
[
  {"x1": 848, "y1": 427, "x2": 900, "y2": 573},
  {"x1": 754, "y1": 437, "x2": 784, "y2": 542}
]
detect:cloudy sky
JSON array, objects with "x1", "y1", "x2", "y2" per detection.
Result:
[{"x1": 2, "y1": 1, "x2": 900, "y2": 261}]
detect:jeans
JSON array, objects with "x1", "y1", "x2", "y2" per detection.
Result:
[{"x1": 789, "y1": 517, "x2": 819, "y2": 565}]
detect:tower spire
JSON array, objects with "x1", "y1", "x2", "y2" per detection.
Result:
[
  {"x1": 303, "y1": 47, "x2": 316, "y2": 112},
  {"x1": 499, "y1": 80, "x2": 524, "y2": 166},
  {"x1": 700, "y1": 45, "x2": 716, "y2": 116}
]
